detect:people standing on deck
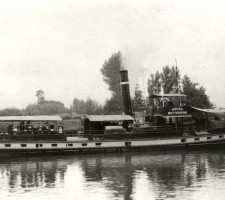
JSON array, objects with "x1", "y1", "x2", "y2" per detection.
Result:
[
  {"x1": 38, "y1": 125, "x2": 43, "y2": 134},
  {"x1": 58, "y1": 123, "x2": 64, "y2": 134},
  {"x1": 46, "y1": 123, "x2": 50, "y2": 134},
  {"x1": 42, "y1": 122, "x2": 50, "y2": 134},
  {"x1": 13, "y1": 125, "x2": 18, "y2": 135},
  {"x1": 19, "y1": 121, "x2": 25, "y2": 133},
  {"x1": 42, "y1": 123, "x2": 46, "y2": 133},
  {"x1": 7, "y1": 124, "x2": 13, "y2": 134},
  {"x1": 26, "y1": 121, "x2": 33, "y2": 134},
  {"x1": 168, "y1": 98, "x2": 174, "y2": 106},
  {"x1": 50, "y1": 125, "x2": 54, "y2": 133}
]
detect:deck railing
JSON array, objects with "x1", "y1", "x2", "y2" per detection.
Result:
[{"x1": 0, "y1": 124, "x2": 224, "y2": 142}]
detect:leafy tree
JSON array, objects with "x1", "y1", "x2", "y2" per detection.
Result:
[
  {"x1": 72, "y1": 97, "x2": 103, "y2": 115},
  {"x1": 182, "y1": 75, "x2": 213, "y2": 108},
  {"x1": 101, "y1": 52, "x2": 123, "y2": 114},
  {"x1": 36, "y1": 90, "x2": 45, "y2": 104},
  {"x1": 0, "y1": 107, "x2": 23, "y2": 116},
  {"x1": 133, "y1": 84, "x2": 145, "y2": 111},
  {"x1": 85, "y1": 98, "x2": 103, "y2": 114},
  {"x1": 25, "y1": 91, "x2": 68, "y2": 115},
  {"x1": 42, "y1": 100, "x2": 68, "y2": 114},
  {"x1": 0, "y1": 91, "x2": 71, "y2": 116},
  {"x1": 101, "y1": 52, "x2": 122, "y2": 95},
  {"x1": 147, "y1": 66, "x2": 213, "y2": 108},
  {"x1": 147, "y1": 71, "x2": 161, "y2": 106},
  {"x1": 25, "y1": 104, "x2": 41, "y2": 115},
  {"x1": 73, "y1": 98, "x2": 86, "y2": 114},
  {"x1": 161, "y1": 66, "x2": 180, "y2": 93},
  {"x1": 103, "y1": 95, "x2": 123, "y2": 114},
  {"x1": 147, "y1": 66, "x2": 180, "y2": 98},
  {"x1": 25, "y1": 100, "x2": 68, "y2": 115}
]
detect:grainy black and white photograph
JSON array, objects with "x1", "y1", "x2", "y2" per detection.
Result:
[{"x1": 1, "y1": 0, "x2": 225, "y2": 199}]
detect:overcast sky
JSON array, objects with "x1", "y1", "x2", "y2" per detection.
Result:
[{"x1": 0, "y1": 0, "x2": 225, "y2": 109}]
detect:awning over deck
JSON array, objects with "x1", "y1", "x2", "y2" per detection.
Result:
[
  {"x1": 85, "y1": 115, "x2": 134, "y2": 122},
  {"x1": 153, "y1": 114, "x2": 192, "y2": 118},
  {"x1": 0, "y1": 115, "x2": 62, "y2": 122},
  {"x1": 150, "y1": 93, "x2": 186, "y2": 98},
  {"x1": 191, "y1": 106, "x2": 225, "y2": 114}
]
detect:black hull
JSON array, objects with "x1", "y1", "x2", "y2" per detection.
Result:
[{"x1": 0, "y1": 139, "x2": 224, "y2": 157}]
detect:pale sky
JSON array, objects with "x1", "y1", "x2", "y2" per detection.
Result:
[{"x1": 0, "y1": 0, "x2": 225, "y2": 109}]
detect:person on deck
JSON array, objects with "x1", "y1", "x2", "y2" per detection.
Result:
[
  {"x1": 42, "y1": 122, "x2": 50, "y2": 134},
  {"x1": 38, "y1": 126, "x2": 43, "y2": 134},
  {"x1": 7, "y1": 124, "x2": 13, "y2": 134},
  {"x1": 168, "y1": 98, "x2": 174, "y2": 106},
  {"x1": 26, "y1": 121, "x2": 33, "y2": 134},
  {"x1": 19, "y1": 121, "x2": 25, "y2": 133},
  {"x1": 13, "y1": 126, "x2": 18, "y2": 135},
  {"x1": 58, "y1": 123, "x2": 64, "y2": 134}
]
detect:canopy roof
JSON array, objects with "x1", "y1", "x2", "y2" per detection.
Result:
[
  {"x1": 0, "y1": 115, "x2": 62, "y2": 122},
  {"x1": 150, "y1": 94, "x2": 186, "y2": 98},
  {"x1": 166, "y1": 115, "x2": 192, "y2": 118},
  {"x1": 86, "y1": 115, "x2": 134, "y2": 122},
  {"x1": 153, "y1": 114, "x2": 192, "y2": 118},
  {"x1": 191, "y1": 106, "x2": 225, "y2": 114}
]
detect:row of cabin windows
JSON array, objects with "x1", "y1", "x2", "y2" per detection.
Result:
[
  {"x1": 4, "y1": 144, "x2": 43, "y2": 147},
  {"x1": 3, "y1": 135, "x2": 225, "y2": 147},
  {"x1": 2, "y1": 142, "x2": 124, "y2": 148},
  {"x1": 181, "y1": 135, "x2": 224, "y2": 142},
  {"x1": 3, "y1": 143, "x2": 103, "y2": 147}
]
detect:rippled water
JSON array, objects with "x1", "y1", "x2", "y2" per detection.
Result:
[{"x1": 1, "y1": 150, "x2": 225, "y2": 200}]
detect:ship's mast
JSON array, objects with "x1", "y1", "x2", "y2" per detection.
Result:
[{"x1": 175, "y1": 59, "x2": 181, "y2": 104}]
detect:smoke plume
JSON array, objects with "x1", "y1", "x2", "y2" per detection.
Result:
[{"x1": 120, "y1": 50, "x2": 147, "y2": 98}]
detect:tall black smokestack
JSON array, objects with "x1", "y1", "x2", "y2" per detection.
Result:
[{"x1": 120, "y1": 70, "x2": 133, "y2": 116}]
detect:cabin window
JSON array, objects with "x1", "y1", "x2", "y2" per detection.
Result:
[
  {"x1": 125, "y1": 142, "x2": 131, "y2": 146},
  {"x1": 207, "y1": 137, "x2": 212, "y2": 140},
  {"x1": 82, "y1": 143, "x2": 87, "y2": 146},
  {"x1": 5, "y1": 144, "x2": 11, "y2": 147},
  {"x1": 52, "y1": 144, "x2": 57, "y2": 147},
  {"x1": 219, "y1": 135, "x2": 224, "y2": 139},
  {"x1": 195, "y1": 138, "x2": 200, "y2": 141},
  {"x1": 95, "y1": 143, "x2": 102, "y2": 146},
  {"x1": 67, "y1": 143, "x2": 73, "y2": 147},
  {"x1": 181, "y1": 139, "x2": 186, "y2": 143},
  {"x1": 21, "y1": 144, "x2": 27, "y2": 147},
  {"x1": 36, "y1": 144, "x2": 39, "y2": 148},
  {"x1": 40, "y1": 144, "x2": 43, "y2": 147}
]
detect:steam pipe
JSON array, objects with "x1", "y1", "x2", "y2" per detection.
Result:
[{"x1": 120, "y1": 70, "x2": 133, "y2": 116}]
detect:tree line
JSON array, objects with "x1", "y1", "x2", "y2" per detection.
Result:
[
  {"x1": 0, "y1": 90, "x2": 71, "y2": 117},
  {"x1": 0, "y1": 51, "x2": 213, "y2": 117}
]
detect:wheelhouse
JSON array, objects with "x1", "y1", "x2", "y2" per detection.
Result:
[{"x1": 148, "y1": 93, "x2": 192, "y2": 130}]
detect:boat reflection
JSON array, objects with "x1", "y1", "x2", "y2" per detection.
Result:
[{"x1": 0, "y1": 150, "x2": 225, "y2": 200}]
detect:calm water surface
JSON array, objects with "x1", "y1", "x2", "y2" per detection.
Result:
[{"x1": 1, "y1": 150, "x2": 225, "y2": 200}]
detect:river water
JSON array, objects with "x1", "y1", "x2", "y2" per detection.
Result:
[{"x1": 1, "y1": 150, "x2": 225, "y2": 200}]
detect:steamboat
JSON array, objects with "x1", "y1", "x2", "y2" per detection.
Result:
[{"x1": 0, "y1": 70, "x2": 225, "y2": 157}]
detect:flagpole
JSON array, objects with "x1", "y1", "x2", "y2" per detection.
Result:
[
  {"x1": 160, "y1": 83, "x2": 164, "y2": 107},
  {"x1": 175, "y1": 59, "x2": 181, "y2": 104}
]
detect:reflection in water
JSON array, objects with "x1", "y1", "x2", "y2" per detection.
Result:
[{"x1": 0, "y1": 150, "x2": 225, "y2": 200}]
